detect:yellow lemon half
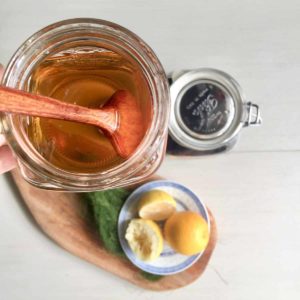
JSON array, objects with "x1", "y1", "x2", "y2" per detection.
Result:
[
  {"x1": 125, "y1": 219, "x2": 163, "y2": 261},
  {"x1": 138, "y1": 190, "x2": 177, "y2": 221},
  {"x1": 164, "y1": 211, "x2": 209, "y2": 256}
]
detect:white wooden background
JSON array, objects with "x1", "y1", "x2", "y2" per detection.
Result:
[{"x1": 0, "y1": 1, "x2": 299, "y2": 299}]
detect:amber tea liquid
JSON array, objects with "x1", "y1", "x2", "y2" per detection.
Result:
[{"x1": 25, "y1": 49, "x2": 152, "y2": 173}]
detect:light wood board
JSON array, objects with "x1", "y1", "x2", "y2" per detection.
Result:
[{"x1": 11, "y1": 170, "x2": 217, "y2": 291}]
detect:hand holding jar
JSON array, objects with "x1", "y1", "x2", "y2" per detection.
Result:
[{"x1": 0, "y1": 65, "x2": 16, "y2": 174}]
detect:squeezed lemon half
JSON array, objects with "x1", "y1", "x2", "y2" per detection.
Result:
[
  {"x1": 138, "y1": 190, "x2": 177, "y2": 221},
  {"x1": 164, "y1": 211, "x2": 209, "y2": 255},
  {"x1": 125, "y1": 219, "x2": 163, "y2": 261}
]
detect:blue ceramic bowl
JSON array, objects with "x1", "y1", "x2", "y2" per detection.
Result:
[{"x1": 118, "y1": 180, "x2": 210, "y2": 275}]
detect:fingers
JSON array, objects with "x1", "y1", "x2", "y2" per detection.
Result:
[
  {"x1": 0, "y1": 63, "x2": 16, "y2": 173},
  {"x1": 0, "y1": 135, "x2": 6, "y2": 146},
  {"x1": 0, "y1": 145, "x2": 16, "y2": 174},
  {"x1": 0, "y1": 65, "x2": 6, "y2": 146}
]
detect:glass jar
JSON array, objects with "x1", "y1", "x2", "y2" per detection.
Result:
[
  {"x1": 167, "y1": 68, "x2": 261, "y2": 155},
  {"x1": 0, "y1": 18, "x2": 170, "y2": 191}
]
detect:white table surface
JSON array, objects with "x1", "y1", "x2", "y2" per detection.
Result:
[{"x1": 0, "y1": 1, "x2": 299, "y2": 299}]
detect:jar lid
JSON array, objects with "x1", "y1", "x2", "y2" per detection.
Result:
[{"x1": 169, "y1": 68, "x2": 249, "y2": 151}]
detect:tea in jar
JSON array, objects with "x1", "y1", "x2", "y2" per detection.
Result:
[{"x1": 26, "y1": 49, "x2": 152, "y2": 173}]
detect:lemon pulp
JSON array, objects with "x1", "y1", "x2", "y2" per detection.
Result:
[{"x1": 125, "y1": 219, "x2": 163, "y2": 261}]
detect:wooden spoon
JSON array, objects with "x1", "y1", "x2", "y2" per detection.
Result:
[{"x1": 0, "y1": 86, "x2": 144, "y2": 158}]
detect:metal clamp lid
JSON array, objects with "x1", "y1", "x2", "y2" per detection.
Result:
[{"x1": 168, "y1": 68, "x2": 261, "y2": 152}]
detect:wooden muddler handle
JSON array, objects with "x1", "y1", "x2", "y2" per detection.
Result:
[{"x1": 0, "y1": 86, "x2": 117, "y2": 133}]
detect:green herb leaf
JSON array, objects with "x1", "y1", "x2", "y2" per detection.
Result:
[
  {"x1": 140, "y1": 271, "x2": 163, "y2": 281},
  {"x1": 85, "y1": 188, "x2": 130, "y2": 256}
]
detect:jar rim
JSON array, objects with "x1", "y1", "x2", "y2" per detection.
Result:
[{"x1": 1, "y1": 18, "x2": 170, "y2": 189}]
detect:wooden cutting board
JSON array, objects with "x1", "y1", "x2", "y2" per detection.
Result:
[{"x1": 11, "y1": 170, "x2": 217, "y2": 291}]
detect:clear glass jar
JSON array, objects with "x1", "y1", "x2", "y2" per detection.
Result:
[{"x1": 0, "y1": 18, "x2": 170, "y2": 191}]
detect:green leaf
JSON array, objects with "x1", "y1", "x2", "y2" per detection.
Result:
[
  {"x1": 85, "y1": 189, "x2": 130, "y2": 256},
  {"x1": 140, "y1": 271, "x2": 163, "y2": 281}
]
